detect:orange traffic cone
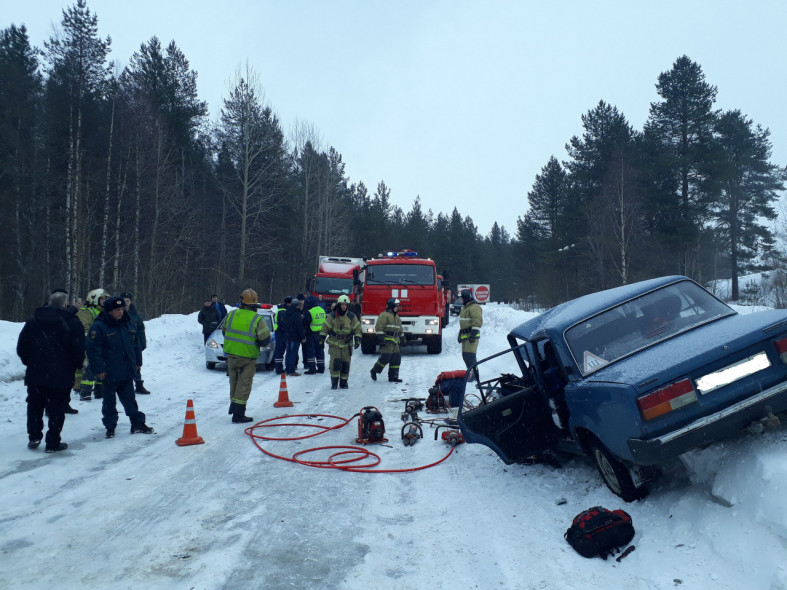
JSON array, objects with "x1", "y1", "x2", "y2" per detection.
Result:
[
  {"x1": 274, "y1": 373, "x2": 294, "y2": 408},
  {"x1": 176, "y1": 399, "x2": 205, "y2": 446}
]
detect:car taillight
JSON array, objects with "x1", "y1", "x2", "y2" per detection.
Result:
[
  {"x1": 774, "y1": 338, "x2": 787, "y2": 363},
  {"x1": 637, "y1": 378, "x2": 697, "y2": 421}
]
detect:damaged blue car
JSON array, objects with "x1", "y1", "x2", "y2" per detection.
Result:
[{"x1": 458, "y1": 275, "x2": 787, "y2": 501}]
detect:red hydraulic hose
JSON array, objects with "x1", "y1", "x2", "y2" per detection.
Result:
[{"x1": 244, "y1": 413, "x2": 455, "y2": 473}]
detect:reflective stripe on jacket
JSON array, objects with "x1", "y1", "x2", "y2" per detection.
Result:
[
  {"x1": 223, "y1": 309, "x2": 263, "y2": 359},
  {"x1": 375, "y1": 310, "x2": 402, "y2": 344},
  {"x1": 320, "y1": 311, "x2": 361, "y2": 349},
  {"x1": 458, "y1": 301, "x2": 483, "y2": 341}
]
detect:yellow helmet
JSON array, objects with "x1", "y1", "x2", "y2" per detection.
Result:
[
  {"x1": 240, "y1": 288, "x2": 258, "y2": 305},
  {"x1": 337, "y1": 295, "x2": 350, "y2": 304}
]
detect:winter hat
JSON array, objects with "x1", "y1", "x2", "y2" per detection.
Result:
[
  {"x1": 297, "y1": 292, "x2": 305, "y2": 301},
  {"x1": 283, "y1": 296, "x2": 293, "y2": 304},
  {"x1": 119, "y1": 291, "x2": 133, "y2": 300},
  {"x1": 103, "y1": 296, "x2": 126, "y2": 313}
]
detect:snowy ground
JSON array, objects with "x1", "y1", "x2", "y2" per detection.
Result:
[{"x1": 1, "y1": 303, "x2": 786, "y2": 589}]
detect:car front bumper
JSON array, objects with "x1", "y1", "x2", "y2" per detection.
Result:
[{"x1": 628, "y1": 378, "x2": 787, "y2": 464}]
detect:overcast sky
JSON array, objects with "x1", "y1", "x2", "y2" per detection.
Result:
[{"x1": 3, "y1": 0, "x2": 786, "y2": 235}]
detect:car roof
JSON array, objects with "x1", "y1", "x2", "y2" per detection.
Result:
[{"x1": 510, "y1": 275, "x2": 689, "y2": 341}]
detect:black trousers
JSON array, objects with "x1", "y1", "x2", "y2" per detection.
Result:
[{"x1": 26, "y1": 385, "x2": 70, "y2": 447}]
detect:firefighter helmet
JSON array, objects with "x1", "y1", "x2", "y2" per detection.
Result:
[
  {"x1": 240, "y1": 288, "x2": 258, "y2": 305},
  {"x1": 386, "y1": 298, "x2": 400, "y2": 310},
  {"x1": 337, "y1": 295, "x2": 350, "y2": 304},
  {"x1": 86, "y1": 288, "x2": 110, "y2": 306}
]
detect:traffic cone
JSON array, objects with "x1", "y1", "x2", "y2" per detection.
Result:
[
  {"x1": 176, "y1": 399, "x2": 205, "y2": 446},
  {"x1": 274, "y1": 373, "x2": 294, "y2": 408}
]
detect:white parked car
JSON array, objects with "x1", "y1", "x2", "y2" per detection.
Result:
[{"x1": 204, "y1": 305, "x2": 276, "y2": 370}]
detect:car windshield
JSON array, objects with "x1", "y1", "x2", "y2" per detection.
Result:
[
  {"x1": 313, "y1": 276, "x2": 353, "y2": 294},
  {"x1": 564, "y1": 280, "x2": 734, "y2": 376},
  {"x1": 366, "y1": 264, "x2": 435, "y2": 286}
]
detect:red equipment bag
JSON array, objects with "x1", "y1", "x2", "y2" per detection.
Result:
[{"x1": 564, "y1": 506, "x2": 635, "y2": 559}]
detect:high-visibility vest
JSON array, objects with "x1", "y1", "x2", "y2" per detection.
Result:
[
  {"x1": 223, "y1": 309, "x2": 263, "y2": 359},
  {"x1": 309, "y1": 307, "x2": 326, "y2": 332}
]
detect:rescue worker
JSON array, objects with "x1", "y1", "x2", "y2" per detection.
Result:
[
  {"x1": 303, "y1": 295, "x2": 326, "y2": 374},
  {"x1": 223, "y1": 288, "x2": 271, "y2": 423},
  {"x1": 370, "y1": 298, "x2": 403, "y2": 383},
  {"x1": 77, "y1": 288, "x2": 110, "y2": 401},
  {"x1": 272, "y1": 296, "x2": 291, "y2": 374},
  {"x1": 319, "y1": 294, "x2": 361, "y2": 389},
  {"x1": 85, "y1": 296, "x2": 153, "y2": 437},
  {"x1": 458, "y1": 289, "x2": 483, "y2": 380}
]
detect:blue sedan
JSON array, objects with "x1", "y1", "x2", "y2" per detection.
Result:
[{"x1": 458, "y1": 275, "x2": 787, "y2": 501}]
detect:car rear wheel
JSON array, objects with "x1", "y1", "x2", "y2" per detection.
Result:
[
  {"x1": 589, "y1": 439, "x2": 647, "y2": 502},
  {"x1": 206, "y1": 361, "x2": 216, "y2": 370}
]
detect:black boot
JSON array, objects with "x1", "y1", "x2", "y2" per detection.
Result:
[
  {"x1": 65, "y1": 404, "x2": 79, "y2": 414},
  {"x1": 388, "y1": 375, "x2": 403, "y2": 383},
  {"x1": 232, "y1": 406, "x2": 253, "y2": 424},
  {"x1": 370, "y1": 369, "x2": 377, "y2": 381},
  {"x1": 331, "y1": 377, "x2": 339, "y2": 390},
  {"x1": 135, "y1": 381, "x2": 150, "y2": 394},
  {"x1": 339, "y1": 379, "x2": 348, "y2": 389}
]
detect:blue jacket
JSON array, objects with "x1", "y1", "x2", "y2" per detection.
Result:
[
  {"x1": 85, "y1": 311, "x2": 143, "y2": 383},
  {"x1": 279, "y1": 305, "x2": 305, "y2": 342}
]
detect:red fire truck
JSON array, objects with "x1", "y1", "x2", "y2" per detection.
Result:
[
  {"x1": 358, "y1": 250, "x2": 450, "y2": 355},
  {"x1": 306, "y1": 256, "x2": 364, "y2": 309}
]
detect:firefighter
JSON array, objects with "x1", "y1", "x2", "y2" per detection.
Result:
[
  {"x1": 319, "y1": 294, "x2": 361, "y2": 389},
  {"x1": 370, "y1": 298, "x2": 403, "y2": 383},
  {"x1": 223, "y1": 288, "x2": 271, "y2": 423},
  {"x1": 458, "y1": 289, "x2": 483, "y2": 380},
  {"x1": 77, "y1": 288, "x2": 110, "y2": 402}
]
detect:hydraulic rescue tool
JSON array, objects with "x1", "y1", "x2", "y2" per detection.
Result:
[{"x1": 356, "y1": 406, "x2": 387, "y2": 444}]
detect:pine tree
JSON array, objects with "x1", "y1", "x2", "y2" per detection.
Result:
[
  {"x1": 711, "y1": 110, "x2": 785, "y2": 299},
  {"x1": 0, "y1": 24, "x2": 42, "y2": 318},
  {"x1": 217, "y1": 64, "x2": 288, "y2": 285},
  {"x1": 42, "y1": 0, "x2": 111, "y2": 298},
  {"x1": 642, "y1": 55, "x2": 719, "y2": 277}
]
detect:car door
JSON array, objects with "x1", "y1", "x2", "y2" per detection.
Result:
[{"x1": 458, "y1": 342, "x2": 562, "y2": 463}]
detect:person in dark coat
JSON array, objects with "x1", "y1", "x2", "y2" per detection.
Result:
[
  {"x1": 280, "y1": 297, "x2": 306, "y2": 376},
  {"x1": 272, "y1": 296, "x2": 292, "y2": 374},
  {"x1": 198, "y1": 298, "x2": 221, "y2": 343},
  {"x1": 120, "y1": 292, "x2": 150, "y2": 394},
  {"x1": 85, "y1": 296, "x2": 153, "y2": 438},
  {"x1": 211, "y1": 294, "x2": 228, "y2": 322},
  {"x1": 16, "y1": 289, "x2": 85, "y2": 453}
]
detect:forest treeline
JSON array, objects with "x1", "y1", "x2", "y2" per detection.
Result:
[{"x1": 1, "y1": 1, "x2": 785, "y2": 321}]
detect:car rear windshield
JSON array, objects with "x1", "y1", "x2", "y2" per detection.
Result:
[{"x1": 564, "y1": 280, "x2": 734, "y2": 376}]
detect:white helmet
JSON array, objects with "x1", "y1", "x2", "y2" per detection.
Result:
[{"x1": 86, "y1": 288, "x2": 110, "y2": 306}]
